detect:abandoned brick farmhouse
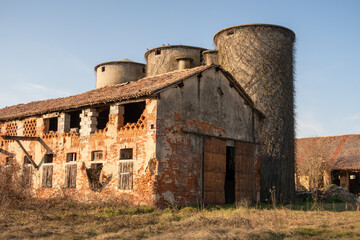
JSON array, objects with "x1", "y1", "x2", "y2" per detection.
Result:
[
  {"x1": 296, "y1": 135, "x2": 360, "y2": 195},
  {"x1": 0, "y1": 24, "x2": 296, "y2": 206}
]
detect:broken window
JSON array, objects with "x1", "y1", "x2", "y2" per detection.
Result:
[
  {"x1": 123, "y1": 102, "x2": 145, "y2": 125},
  {"x1": 92, "y1": 150, "x2": 103, "y2": 161},
  {"x1": 24, "y1": 155, "x2": 32, "y2": 165},
  {"x1": 86, "y1": 163, "x2": 103, "y2": 191},
  {"x1": 120, "y1": 148, "x2": 133, "y2": 160},
  {"x1": 119, "y1": 161, "x2": 133, "y2": 190},
  {"x1": 48, "y1": 117, "x2": 58, "y2": 132},
  {"x1": 42, "y1": 154, "x2": 53, "y2": 188},
  {"x1": 155, "y1": 49, "x2": 161, "y2": 55},
  {"x1": 66, "y1": 152, "x2": 77, "y2": 162},
  {"x1": 86, "y1": 151, "x2": 104, "y2": 191},
  {"x1": 5, "y1": 157, "x2": 13, "y2": 165},
  {"x1": 69, "y1": 110, "x2": 81, "y2": 130},
  {"x1": 44, "y1": 154, "x2": 53, "y2": 163},
  {"x1": 65, "y1": 153, "x2": 77, "y2": 188},
  {"x1": 96, "y1": 106, "x2": 110, "y2": 130}
]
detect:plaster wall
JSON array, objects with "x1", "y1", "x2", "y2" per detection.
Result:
[{"x1": 154, "y1": 68, "x2": 261, "y2": 205}]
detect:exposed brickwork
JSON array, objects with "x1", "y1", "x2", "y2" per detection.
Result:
[
  {"x1": 1, "y1": 99, "x2": 158, "y2": 206},
  {"x1": 23, "y1": 119, "x2": 37, "y2": 137},
  {"x1": 5, "y1": 122, "x2": 17, "y2": 136}
]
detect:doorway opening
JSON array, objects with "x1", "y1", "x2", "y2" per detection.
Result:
[{"x1": 225, "y1": 146, "x2": 235, "y2": 204}]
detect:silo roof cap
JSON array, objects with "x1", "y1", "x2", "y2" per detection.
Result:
[
  {"x1": 144, "y1": 45, "x2": 207, "y2": 59},
  {"x1": 94, "y1": 59, "x2": 145, "y2": 71},
  {"x1": 213, "y1": 24, "x2": 295, "y2": 44},
  {"x1": 202, "y1": 50, "x2": 218, "y2": 54}
]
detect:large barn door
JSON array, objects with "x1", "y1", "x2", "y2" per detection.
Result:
[
  {"x1": 235, "y1": 141, "x2": 255, "y2": 202},
  {"x1": 203, "y1": 137, "x2": 226, "y2": 205}
]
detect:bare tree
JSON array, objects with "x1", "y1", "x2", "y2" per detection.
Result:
[{"x1": 296, "y1": 155, "x2": 325, "y2": 190}]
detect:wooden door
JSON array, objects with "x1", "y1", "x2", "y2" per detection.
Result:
[
  {"x1": 203, "y1": 137, "x2": 226, "y2": 205},
  {"x1": 235, "y1": 141, "x2": 255, "y2": 202}
]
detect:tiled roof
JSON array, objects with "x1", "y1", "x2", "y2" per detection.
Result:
[
  {"x1": 296, "y1": 134, "x2": 360, "y2": 170},
  {"x1": 0, "y1": 65, "x2": 261, "y2": 121}
]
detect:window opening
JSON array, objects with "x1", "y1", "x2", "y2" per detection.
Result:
[
  {"x1": 67, "y1": 152, "x2": 77, "y2": 162},
  {"x1": 69, "y1": 110, "x2": 81, "y2": 129},
  {"x1": 92, "y1": 150, "x2": 103, "y2": 161},
  {"x1": 24, "y1": 155, "x2": 32, "y2": 165},
  {"x1": 97, "y1": 106, "x2": 110, "y2": 130},
  {"x1": 120, "y1": 148, "x2": 133, "y2": 160},
  {"x1": 331, "y1": 170, "x2": 341, "y2": 187},
  {"x1": 102, "y1": 66, "x2": 105, "y2": 72},
  {"x1": 6, "y1": 157, "x2": 13, "y2": 165},
  {"x1": 44, "y1": 154, "x2": 53, "y2": 163},
  {"x1": 349, "y1": 172, "x2": 360, "y2": 195},
  {"x1": 227, "y1": 30, "x2": 234, "y2": 36},
  {"x1": 86, "y1": 163, "x2": 103, "y2": 191},
  {"x1": 155, "y1": 49, "x2": 161, "y2": 55},
  {"x1": 225, "y1": 146, "x2": 235, "y2": 204},
  {"x1": 119, "y1": 161, "x2": 133, "y2": 190},
  {"x1": 200, "y1": 50, "x2": 204, "y2": 64},
  {"x1": 123, "y1": 102, "x2": 145, "y2": 125},
  {"x1": 48, "y1": 117, "x2": 58, "y2": 132}
]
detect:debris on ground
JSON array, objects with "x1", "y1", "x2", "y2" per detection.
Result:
[{"x1": 296, "y1": 185, "x2": 360, "y2": 203}]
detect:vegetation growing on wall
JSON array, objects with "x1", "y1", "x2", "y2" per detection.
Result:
[{"x1": 215, "y1": 25, "x2": 295, "y2": 203}]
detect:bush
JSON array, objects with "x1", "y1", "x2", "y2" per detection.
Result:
[{"x1": 0, "y1": 163, "x2": 33, "y2": 209}]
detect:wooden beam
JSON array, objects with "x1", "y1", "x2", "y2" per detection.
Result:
[
  {"x1": 0, "y1": 135, "x2": 40, "y2": 141},
  {"x1": 15, "y1": 140, "x2": 38, "y2": 169}
]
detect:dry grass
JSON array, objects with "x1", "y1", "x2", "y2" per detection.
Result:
[
  {"x1": 1, "y1": 165, "x2": 360, "y2": 239},
  {"x1": 1, "y1": 200, "x2": 360, "y2": 240}
]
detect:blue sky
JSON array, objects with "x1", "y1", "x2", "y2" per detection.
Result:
[{"x1": 0, "y1": 0, "x2": 359, "y2": 138}]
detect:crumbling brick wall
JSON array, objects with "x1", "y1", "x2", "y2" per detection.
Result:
[{"x1": 0, "y1": 99, "x2": 158, "y2": 205}]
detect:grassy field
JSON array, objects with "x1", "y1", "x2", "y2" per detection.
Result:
[{"x1": 1, "y1": 200, "x2": 360, "y2": 240}]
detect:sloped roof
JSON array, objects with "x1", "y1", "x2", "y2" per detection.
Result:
[
  {"x1": 0, "y1": 65, "x2": 262, "y2": 122},
  {"x1": 296, "y1": 134, "x2": 360, "y2": 170}
]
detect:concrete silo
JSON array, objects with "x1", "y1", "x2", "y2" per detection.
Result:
[
  {"x1": 214, "y1": 24, "x2": 296, "y2": 203},
  {"x1": 202, "y1": 50, "x2": 218, "y2": 65},
  {"x1": 94, "y1": 59, "x2": 145, "y2": 88},
  {"x1": 145, "y1": 45, "x2": 206, "y2": 77}
]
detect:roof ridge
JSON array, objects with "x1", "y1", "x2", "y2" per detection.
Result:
[
  {"x1": 140, "y1": 65, "x2": 212, "y2": 80},
  {"x1": 296, "y1": 134, "x2": 360, "y2": 140}
]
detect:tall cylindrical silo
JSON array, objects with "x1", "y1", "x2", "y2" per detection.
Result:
[
  {"x1": 145, "y1": 45, "x2": 206, "y2": 77},
  {"x1": 214, "y1": 24, "x2": 295, "y2": 203},
  {"x1": 94, "y1": 59, "x2": 145, "y2": 89}
]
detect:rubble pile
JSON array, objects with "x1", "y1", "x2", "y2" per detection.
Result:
[{"x1": 296, "y1": 185, "x2": 360, "y2": 203}]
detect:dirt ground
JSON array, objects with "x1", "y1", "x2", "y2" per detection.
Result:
[{"x1": 1, "y1": 200, "x2": 360, "y2": 240}]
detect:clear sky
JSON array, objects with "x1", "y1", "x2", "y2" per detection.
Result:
[{"x1": 0, "y1": 0, "x2": 359, "y2": 138}]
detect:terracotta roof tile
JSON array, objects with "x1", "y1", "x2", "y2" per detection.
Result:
[
  {"x1": 296, "y1": 134, "x2": 360, "y2": 170},
  {"x1": 0, "y1": 65, "x2": 213, "y2": 121}
]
